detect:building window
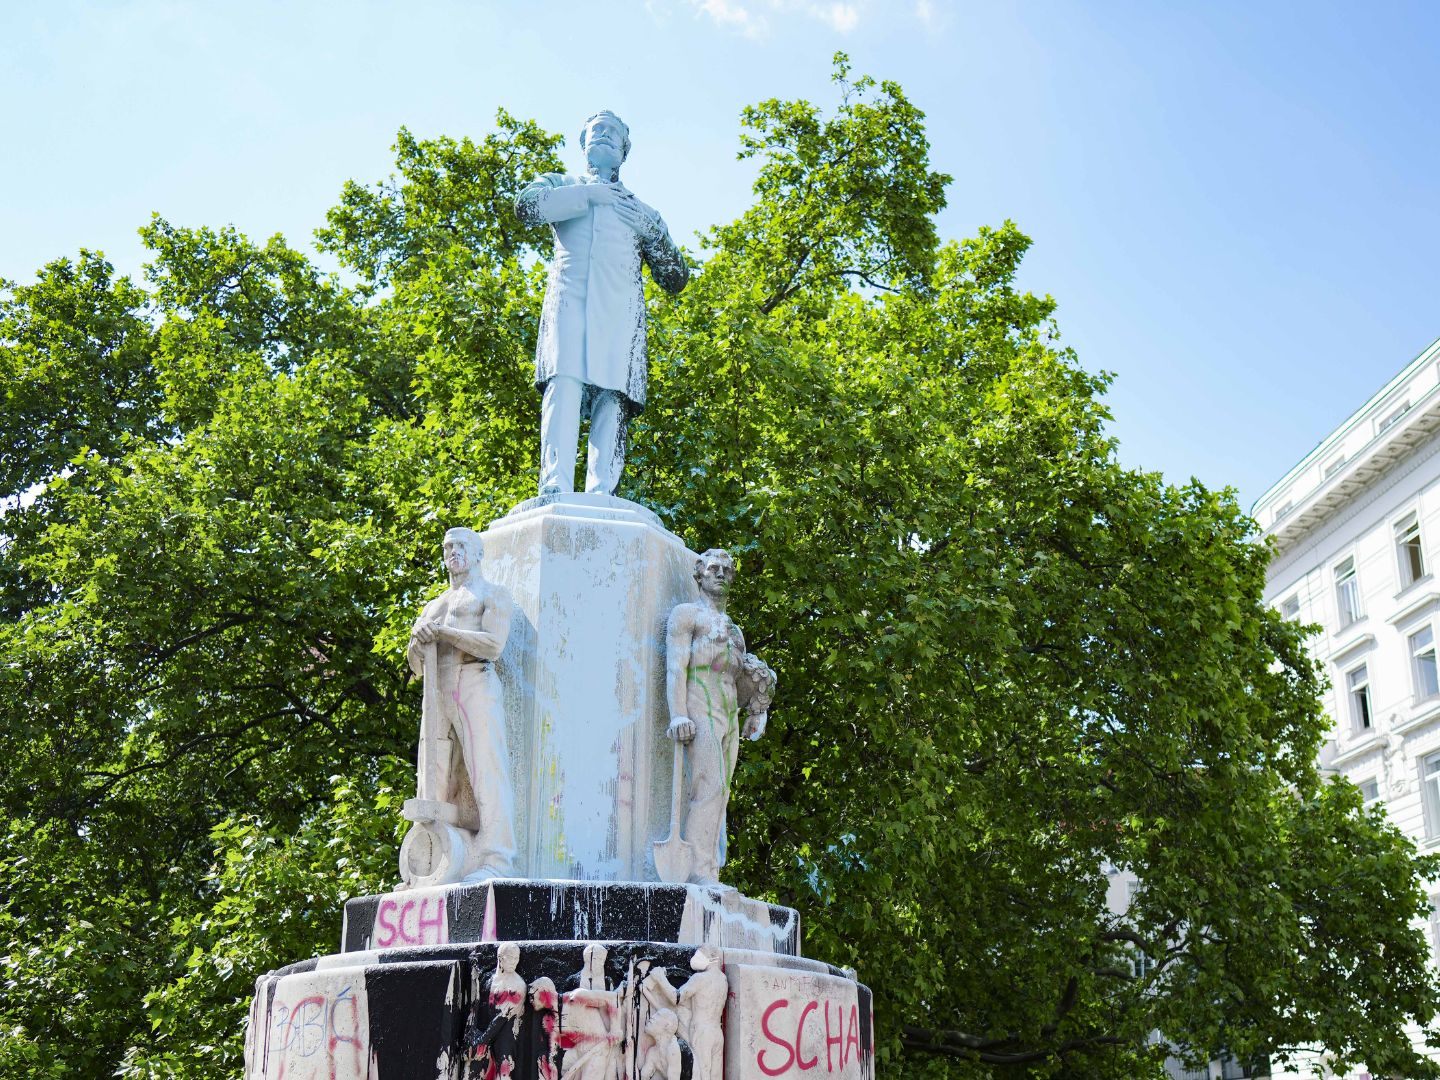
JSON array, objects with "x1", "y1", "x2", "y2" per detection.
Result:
[
  {"x1": 1359, "y1": 777, "x2": 1380, "y2": 803},
  {"x1": 1421, "y1": 752, "x2": 1440, "y2": 838},
  {"x1": 1279, "y1": 594, "x2": 1300, "y2": 620},
  {"x1": 1334, "y1": 556, "x2": 1361, "y2": 627},
  {"x1": 1274, "y1": 501, "x2": 1293, "y2": 523},
  {"x1": 1396, "y1": 511, "x2": 1427, "y2": 588},
  {"x1": 1431, "y1": 895, "x2": 1440, "y2": 958},
  {"x1": 1124, "y1": 879, "x2": 1152, "y2": 978},
  {"x1": 1346, "y1": 664, "x2": 1373, "y2": 730},
  {"x1": 1413, "y1": 626, "x2": 1440, "y2": 700},
  {"x1": 1324, "y1": 455, "x2": 1346, "y2": 479},
  {"x1": 1378, "y1": 401, "x2": 1412, "y2": 434}
]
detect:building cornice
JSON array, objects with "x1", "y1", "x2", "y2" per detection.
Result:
[
  {"x1": 1266, "y1": 425, "x2": 1440, "y2": 585},
  {"x1": 1255, "y1": 336, "x2": 1440, "y2": 556}
]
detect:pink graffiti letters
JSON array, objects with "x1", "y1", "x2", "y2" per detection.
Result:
[
  {"x1": 756, "y1": 996, "x2": 863, "y2": 1076},
  {"x1": 373, "y1": 893, "x2": 447, "y2": 947}
]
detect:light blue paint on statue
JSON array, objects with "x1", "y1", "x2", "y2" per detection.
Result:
[{"x1": 516, "y1": 111, "x2": 689, "y2": 497}]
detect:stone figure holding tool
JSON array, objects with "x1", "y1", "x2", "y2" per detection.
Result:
[{"x1": 399, "y1": 527, "x2": 516, "y2": 886}]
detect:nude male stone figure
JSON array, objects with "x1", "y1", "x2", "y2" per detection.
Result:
[{"x1": 642, "y1": 946, "x2": 726, "y2": 1080}]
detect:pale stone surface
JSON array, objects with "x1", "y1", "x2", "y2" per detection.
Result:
[
  {"x1": 478, "y1": 493, "x2": 699, "y2": 880},
  {"x1": 244, "y1": 964, "x2": 376, "y2": 1079},
  {"x1": 559, "y1": 944, "x2": 622, "y2": 1080},
  {"x1": 676, "y1": 884, "x2": 797, "y2": 954},
  {"x1": 724, "y1": 964, "x2": 874, "y2": 1080},
  {"x1": 661, "y1": 549, "x2": 776, "y2": 885},
  {"x1": 641, "y1": 1008, "x2": 683, "y2": 1080},
  {"x1": 516, "y1": 111, "x2": 689, "y2": 497},
  {"x1": 400, "y1": 527, "x2": 517, "y2": 887}
]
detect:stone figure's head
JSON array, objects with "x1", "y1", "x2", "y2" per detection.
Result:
[
  {"x1": 442, "y1": 527, "x2": 483, "y2": 577},
  {"x1": 497, "y1": 941, "x2": 521, "y2": 974},
  {"x1": 694, "y1": 548, "x2": 735, "y2": 599},
  {"x1": 645, "y1": 1008, "x2": 679, "y2": 1040},
  {"x1": 691, "y1": 945, "x2": 722, "y2": 972},
  {"x1": 529, "y1": 976, "x2": 558, "y2": 1012},
  {"x1": 581, "y1": 943, "x2": 608, "y2": 988},
  {"x1": 580, "y1": 110, "x2": 630, "y2": 174}
]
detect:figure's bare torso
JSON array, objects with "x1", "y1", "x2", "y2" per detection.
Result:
[
  {"x1": 561, "y1": 987, "x2": 615, "y2": 1038},
  {"x1": 424, "y1": 583, "x2": 494, "y2": 674},
  {"x1": 675, "y1": 603, "x2": 744, "y2": 720}
]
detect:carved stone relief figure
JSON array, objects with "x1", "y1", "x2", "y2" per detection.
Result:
[
  {"x1": 676, "y1": 947, "x2": 725, "y2": 1080},
  {"x1": 640, "y1": 1009, "x2": 683, "y2": 1080},
  {"x1": 515, "y1": 111, "x2": 690, "y2": 497},
  {"x1": 662, "y1": 549, "x2": 776, "y2": 884},
  {"x1": 400, "y1": 527, "x2": 517, "y2": 886},
  {"x1": 468, "y1": 942, "x2": 526, "y2": 1080},
  {"x1": 639, "y1": 947, "x2": 724, "y2": 1080},
  {"x1": 527, "y1": 976, "x2": 560, "y2": 1080},
  {"x1": 560, "y1": 944, "x2": 620, "y2": 1080},
  {"x1": 622, "y1": 957, "x2": 676, "y2": 1079}
]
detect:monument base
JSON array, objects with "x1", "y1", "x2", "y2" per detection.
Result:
[{"x1": 243, "y1": 878, "x2": 874, "y2": 1080}]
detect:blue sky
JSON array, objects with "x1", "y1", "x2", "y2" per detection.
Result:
[{"x1": 3, "y1": 1, "x2": 1438, "y2": 509}]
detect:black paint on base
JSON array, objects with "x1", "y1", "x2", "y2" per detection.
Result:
[
  {"x1": 365, "y1": 960, "x2": 467, "y2": 1078},
  {"x1": 340, "y1": 878, "x2": 800, "y2": 956}
]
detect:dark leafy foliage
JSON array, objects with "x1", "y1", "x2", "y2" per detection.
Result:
[{"x1": 2, "y1": 59, "x2": 1435, "y2": 1079}]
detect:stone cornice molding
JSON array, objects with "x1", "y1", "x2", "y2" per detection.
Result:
[
  {"x1": 1264, "y1": 397, "x2": 1440, "y2": 560},
  {"x1": 1267, "y1": 427, "x2": 1440, "y2": 586},
  {"x1": 1256, "y1": 335, "x2": 1440, "y2": 524}
]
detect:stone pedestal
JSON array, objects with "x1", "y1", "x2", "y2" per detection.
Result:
[
  {"x1": 481, "y1": 493, "x2": 697, "y2": 881},
  {"x1": 244, "y1": 879, "x2": 874, "y2": 1080},
  {"x1": 342, "y1": 878, "x2": 801, "y2": 956},
  {"x1": 244, "y1": 496, "x2": 878, "y2": 1080}
]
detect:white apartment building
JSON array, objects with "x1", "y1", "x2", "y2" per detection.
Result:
[{"x1": 1255, "y1": 333, "x2": 1440, "y2": 1079}]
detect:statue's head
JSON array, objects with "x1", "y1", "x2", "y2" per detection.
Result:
[
  {"x1": 581, "y1": 942, "x2": 608, "y2": 987},
  {"x1": 645, "y1": 1008, "x2": 679, "y2": 1040},
  {"x1": 497, "y1": 941, "x2": 520, "y2": 973},
  {"x1": 691, "y1": 945, "x2": 722, "y2": 972},
  {"x1": 442, "y1": 527, "x2": 483, "y2": 576},
  {"x1": 529, "y1": 976, "x2": 558, "y2": 1011},
  {"x1": 580, "y1": 110, "x2": 630, "y2": 173},
  {"x1": 694, "y1": 548, "x2": 735, "y2": 599}
]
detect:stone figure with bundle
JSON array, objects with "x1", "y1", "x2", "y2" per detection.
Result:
[{"x1": 658, "y1": 548, "x2": 776, "y2": 886}]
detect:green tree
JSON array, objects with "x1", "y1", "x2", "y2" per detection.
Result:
[{"x1": 2, "y1": 58, "x2": 1435, "y2": 1079}]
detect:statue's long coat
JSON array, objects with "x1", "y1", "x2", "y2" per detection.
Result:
[{"x1": 516, "y1": 173, "x2": 688, "y2": 412}]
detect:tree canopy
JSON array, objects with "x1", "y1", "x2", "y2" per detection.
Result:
[{"x1": 2, "y1": 57, "x2": 1437, "y2": 1079}]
